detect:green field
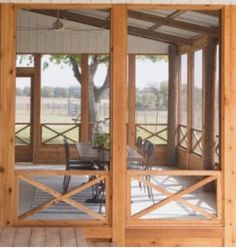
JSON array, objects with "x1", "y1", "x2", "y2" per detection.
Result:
[{"x1": 16, "y1": 96, "x2": 168, "y2": 145}]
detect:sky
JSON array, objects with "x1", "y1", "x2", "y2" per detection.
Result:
[{"x1": 16, "y1": 55, "x2": 169, "y2": 90}]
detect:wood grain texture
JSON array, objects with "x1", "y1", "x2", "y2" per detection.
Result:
[
  {"x1": 0, "y1": 228, "x2": 17, "y2": 246},
  {"x1": 61, "y1": 227, "x2": 77, "y2": 247},
  {"x1": 221, "y1": 5, "x2": 236, "y2": 246},
  {"x1": 126, "y1": 226, "x2": 223, "y2": 247},
  {"x1": 29, "y1": 227, "x2": 45, "y2": 247},
  {"x1": 45, "y1": 227, "x2": 61, "y2": 247},
  {"x1": 0, "y1": 4, "x2": 16, "y2": 227},
  {"x1": 202, "y1": 38, "x2": 217, "y2": 170},
  {"x1": 13, "y1": 228, "x2": 31, "y2": 247},
  {"x1": 110, "y1": 4, "x2": 127, "y2": 246}
]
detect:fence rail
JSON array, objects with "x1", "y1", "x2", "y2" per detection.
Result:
[
  {"x1": 192, "y1": 128, "x2": 202, "y2": 156},
  {"x1": 178, "y1": 125, "x2": 219, "y2": 162},
  {"x1": 135, "y1": 123, "x2": 168, "y2": 144},
  {"x1": 15, "y1": 170, "x2": 110, "y2": 225},
  {"x1": 15, "y1": 122, "x2": 31, "y2": 145},
  {"x1": 127, "y1": 170, "x2": 222, "y2": 226},
  {"x1": 41, "y1": 123, "x2": 80, "y2": 144}
]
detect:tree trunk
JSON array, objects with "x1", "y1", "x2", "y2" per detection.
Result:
[{"x1": 88, "y1": 82, "x2": 98, "y2": 123}]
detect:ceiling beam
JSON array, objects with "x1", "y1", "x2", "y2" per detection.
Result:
[
  {"x1": 128, "y1": 26, "x2": 192, "y2": 45},
  {"x1": 29, "y1": 10, "x2": 192, "y2": 45},
  {"x1": 148, "y1": 10, "x2": 186, "y2": 31},
  {"x1": 128, "y1": 10, "x2": 219, "y2": 37}
]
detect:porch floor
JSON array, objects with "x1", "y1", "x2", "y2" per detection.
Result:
[{"x1": 0, "y1": 227, "x2": 112, "y2": 247}]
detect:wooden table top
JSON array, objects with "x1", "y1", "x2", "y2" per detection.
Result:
[{"x1": 76, "y1": 143, "x2": 144, "y2": 163}]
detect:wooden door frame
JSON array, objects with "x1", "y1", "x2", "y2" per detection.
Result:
[{"x1": 0, "y1": 3, "x2": 235, "y2": 246}]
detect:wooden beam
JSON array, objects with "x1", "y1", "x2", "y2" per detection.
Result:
[
  {"x1": 149, "y1": 10, "x2": 186, "y2": 31},
  {"x1": 0, "y1": 4, "x2": 16, "y2": 226},
  {"x1": 80, "y1": 54, "x2": 89, "y2": 143},
  {"x1": 30, "y1": 10, "x2": 191, "y2": 45},
  {"x1": 186, "y1": 52, "x2": 193, "y2": 169},
  {"x1": 222, "y1": 5, "x2": 236, "y2": 246},
  {"x1": 167, "y1": 45, "x2": 178, "y2": 166},
  {"x1": 32, "y1": 54, "x2": 41, "y2": 163},
  {"x1": 128, "y1": 55, "x2": 136, "y2": 147},
  {"x1": 128, "y1": 10, "x2": 219, "y2": 37},
  {"x1": 202, "y1": 38, "x2": 217, "y2": 170},
  {"x1": 110, "y1": 5, "x2": 127, "y2": 246},
  {"x1": 128, "y1": 26, "x2": 192, "y2": 45}
]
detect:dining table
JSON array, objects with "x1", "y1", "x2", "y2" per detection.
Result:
[
  {"x1": 76, "y1": 143, "x2": 144, "y2": 166},
  {"x1": 75, "y1": 143, "x2": 144, "y2": 205}
]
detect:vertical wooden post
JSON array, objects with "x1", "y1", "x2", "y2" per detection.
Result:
[
  {"x1": 186, "y1": 52, "x2": 193, "y2": 169},
  {"x1": 32, "y1": 54, "x2": 41, "y2": 163},
  {"x1": 110, "y1": 5, "x2": 127, "y2": 246},
  {"x1": 202, "y1": 38, "x2": 217, "y2": 170},
  {"x1": 222, "y1": 5, "x2": 236, "y2": 246},
  {"x1": 0, "y1": 4, "x2": 16, "y2": 226},
  {"x1": 128, "y1": 54, "x2": 136, "y2": 147},
  {"x1": 80, "y1": 54, "x2": 89, "y2": 143},
  {"x1": 167, "y1": 45, "x2": 178, "y2": 166}
]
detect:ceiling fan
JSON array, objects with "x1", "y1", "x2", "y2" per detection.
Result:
[{"x1": 17, "y1": 10, "x2": 104, "y2": 33}]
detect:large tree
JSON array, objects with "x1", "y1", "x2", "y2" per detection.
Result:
[
  {"x1": 45, "y1": 55, "x2": 109, "y2": 123},
  {"x1": 44, "y1": 54, "x2": 167, "y2": 122}
]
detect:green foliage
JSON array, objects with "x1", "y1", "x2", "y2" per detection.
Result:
[
  {"x1": 137, "y1": 55, "x2": 168, "y2": 63},
  {"x1": 136, "y1": 81, "x2": 168, "y2": 110},
  {"x1": 95, "y1": 133, "x2": 109, "y2": 149}
]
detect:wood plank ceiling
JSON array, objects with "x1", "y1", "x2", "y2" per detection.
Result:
[{"x1": 19, "y1": 9, "x2": 219, "y2": 45}]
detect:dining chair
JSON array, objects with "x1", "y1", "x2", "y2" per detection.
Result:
[
  {"x1": 63, "y1": 138, "x2": 97, "y2": 194},
  {"x1": 136, "y1": 136, "x2": 143, "y2": 154},
  {"x1": 145, "y1": 142, "x2": 156, "y2": 203}
]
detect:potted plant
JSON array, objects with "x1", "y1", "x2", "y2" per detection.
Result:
[{"x1": 95, "y1": 133, "x2": 109, "y2": 151}]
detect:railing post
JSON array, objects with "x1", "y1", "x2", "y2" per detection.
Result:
[
  {"x1": 32, "y1": 54, "x2": 41, "y2": 162},
  {"x1": 202, "y1": 38, "x2": 217, "y2": 170},
  {"x1": 167, "y1": 45, "x2": 178, "y2": 166},
  {"x1": 80, "y1": 54, "x2": 89, "y2": 143},
  {"x1": 128, "y1": 54, "x2": 136, "y2": 147}
]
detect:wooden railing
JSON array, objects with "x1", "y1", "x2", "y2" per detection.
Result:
[
  {"x1": 41, "y1": 123, "x2": 80, "y2": 144},
  {"x1": 178, "y1": 125, "x2": 219, "y2": 162},
  {"x1": 192, "y1": 127, "x2": 202, "y2": 156},
  {"x1": 15, "y1": 122, "x2": 31, "y2": 145},
  {"x1": 215, "y1": 135, "x2": 220, "y2": 164},
  {"x1": 178, "y1": 124, "x2": 187, "y2": 149},
  {"x1": 15, "y1": 170, "x2": 110, "y2": 225},
  {"x1": 127, "y1": 170, "x2": 222, "y2": 226},
  {"x1": 135, "y1": 123, "x2": 168, "y2": 144}
]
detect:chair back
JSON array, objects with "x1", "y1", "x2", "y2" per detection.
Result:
[
  {"x1": 147, "y1": 142, "x2": 155, "y2": 169},
  {"x1": 136, "y1": 136, "x2": 143, "y2": 153},
  {"x1": 142, "y1": 140, "x2": 150, "y2": 162},
  {"x1": 63, "y1": 138, "x2": 70, "y2": 170}
]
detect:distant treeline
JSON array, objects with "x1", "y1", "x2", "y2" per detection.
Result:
[{"x1": 16, "y1": 86, "x2": 81, "y2": 98}]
